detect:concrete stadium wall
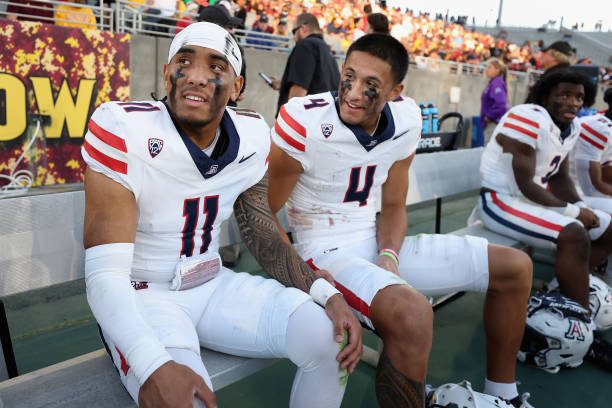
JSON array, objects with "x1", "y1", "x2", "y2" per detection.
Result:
[{"x1": 129, "y1": 35, "x2": 529, "y2": 128}]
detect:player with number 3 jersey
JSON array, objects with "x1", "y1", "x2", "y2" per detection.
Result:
[{"x1": 268, "y1": 34, "x2": 533, "y2": 408}]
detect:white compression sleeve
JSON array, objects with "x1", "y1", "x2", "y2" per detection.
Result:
[{"x1": 85, "y1": 243, "x2": 172, "y2": 385}]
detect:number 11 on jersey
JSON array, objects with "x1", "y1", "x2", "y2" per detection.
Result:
[{"x1": 180, "y1": 195, "x2": 220, "y2": 257}]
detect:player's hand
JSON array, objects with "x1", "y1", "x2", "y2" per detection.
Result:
[
  {"x1": 139, "y1": 360, "x2": 216, "y2": 408},
  {"x1": 314, "y1": 268, "x2": 335, "y2": 285},
  {"x1": 376, "y1": 254, "x2": 399, "y2": 276},
  {"x1": 324, "y1": 294, "x2": 363, "y2": 374},
  {"x1": 270, "y1": 76, "x2": 281, "y2": 90},
  {"x1": 577, "y1": 207, "x2": 599, "y2": 230}
]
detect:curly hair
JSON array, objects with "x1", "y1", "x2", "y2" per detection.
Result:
[{"x1": 526, "y1": 68, "x2": 597, "y2": 107}]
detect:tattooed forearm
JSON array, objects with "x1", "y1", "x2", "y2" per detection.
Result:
[
  {"x1": 375, "y1": 353, "x2": 424, "y2": 408},
  {"x1": 233, "y1": 174, "x2": 316, "y2": 292}
]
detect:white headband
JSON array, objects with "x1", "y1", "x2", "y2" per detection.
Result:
[{"x1": 167, "y1": 22, "x2": 242, "y2": 76}]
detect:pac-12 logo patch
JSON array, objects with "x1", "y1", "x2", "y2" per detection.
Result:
[
  {"x1": 148, "y1": 138, "x2": 164, "y2": 158},
  {"x1": 321, "y1": 123, "x2": 334, "y2": 138}
]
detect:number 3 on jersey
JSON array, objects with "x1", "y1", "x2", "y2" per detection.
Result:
[
  {"x1": 180, "y1": 195, "x2": 219, "y2": 257},
  {"x1": 344, "y1": 166, "x2": 377, "y2": 206}
]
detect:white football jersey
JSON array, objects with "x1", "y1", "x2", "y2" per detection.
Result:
[
  {"x1": 82, "y1": 101, "x2": 269, "y2": 281},
  {"x1": 272, "y1": 91, "x2": 421, "y2": 246},
  {"x1": 570, "y1": 114, "x2": 612, "y2": 196},
  {"x1": 480, "y1": 104, "x2": 580, "y2": 196}
]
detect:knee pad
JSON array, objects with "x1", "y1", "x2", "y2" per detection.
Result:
[{"x1": 285, "y1": 301, "x2": 337, "y2": 370}]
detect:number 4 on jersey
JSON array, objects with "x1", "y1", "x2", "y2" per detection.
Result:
[
  {"x1": 180, "y1": 195, "x2": 219, "y2": 257},
  {"x1": 344, "y1": 166, "x2": 377, "y2": 206}
]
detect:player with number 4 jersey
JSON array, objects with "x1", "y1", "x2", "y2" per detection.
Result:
[{"x1": 269, "y1": 34, "x2": 533, "y2": 408}]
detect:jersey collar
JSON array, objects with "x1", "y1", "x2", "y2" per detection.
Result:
[
  {"x1": 332, "y1": 91, "x2": 396, "y2": 152},
  {"x1": 166, "y1": 105, "x2": 240, "y2": 179}
]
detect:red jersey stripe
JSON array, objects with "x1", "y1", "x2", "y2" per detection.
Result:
[
  {"x1": 491, "y1": 192, "x2": 564, "y2": 232},
  {"x1": 305, "y1": 259, "x2": 370, "y2": 318},
  {"x1": 581, "y1": 133, "x2": 605, "y2": 150},
  {"x1": 275, "y1": 122, "x2": 305, "y2": 152},
  {"x1": 335, "y1": 281, "x2": 371, "y2": 318},
  {"x1": 582, "y1": 123, "x2": 607, "y2": 143},
  {"x1": 508, "y1": 113, "x2": 540, "y2": 129},
  {"x1": 88, "y1": 119, "x2": 128, "y2": 153},
  {"x1": 502, "y1": 122, "x2": 538, "y2": 139},
  {"x1": 84, "y1": 140, "x2": 128, "y2": 174},
  {"x1": 279, "y1": 106, "x2": 306, "y2": 138}
]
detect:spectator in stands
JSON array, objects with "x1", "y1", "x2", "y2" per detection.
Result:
[
  {"x1": 143, "y1": 0, "x2": 178, "y2": 35},
  {"x1": 326, "y1": 17, "x2": 345, "y2": 36},
  {"x1": 480, "y1": 58, "x2": 508, "y2": 143},
  {"x1": 54, "y1": 0, "x2": 97, "y2": 30},
  {"x1": 351, "y1": 16, "x2": 365, "y2": 42},
  {"x1": 366, "y1": 12, "x2": 389, "y2": 35},
  {"x1": 234, "y1": 0, "x2": 247, "y2": 29},
  {"x1": 246, "y1": 14, "x2": 275, "y2": 48},
  {"x1": 6, "y1": 0, "x2": 53, "y2": 24},
  {"x1": 271, "y1": 13, "x2": 340, "y2": 115},
  {"x1": 276, "y1": 18, "x2": 288, "y2": 37},
  {"x1": 540, "y1": 40, "x2": 575, "y2": 72}
]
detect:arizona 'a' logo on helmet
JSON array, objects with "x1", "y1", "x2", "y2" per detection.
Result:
[
  {"x1": 321, "y1": 123, "x2": 334, "y2": 138},
  {"x1": 148, "y1": 138, "x2": 164, "y2": 158},
  {"x1": 565, "y1": 318, "x2": 586, "y2": 341}
]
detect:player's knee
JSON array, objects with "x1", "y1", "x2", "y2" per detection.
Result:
[
  {"x1": 372, "y1": 286, "x2": 433, "y2": 353},
  {"x1": 558, "y1": 223, "x2": 590, "y2": 253},
  {"x1": 285, "y1": 302, "x2": 338, "y2": 369},
  {"x1": 490, "y1": 246, "x2": 532, "y2": 293}
]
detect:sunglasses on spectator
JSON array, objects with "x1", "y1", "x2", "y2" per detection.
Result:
[{"x1": 292, "y1": 25, "x2": 303, "y2": 35}]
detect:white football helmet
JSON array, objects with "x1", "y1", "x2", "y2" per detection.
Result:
[
  {"x1": 589, "y1": 275, "x2": 612, "y2": 331},
  {"x1": 518, "y1": 291, "x2": 594, "y2": 373},
  {"x1": 427, "y1": 380, "x2": 513, "y2": 407}
]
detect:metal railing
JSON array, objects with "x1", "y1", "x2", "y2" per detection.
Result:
[
  {"x1": 1, "y1": 0, "x2": 113, "y2": 32},
  {"x1": 0, "y1": 0, "x2": 541, "y2": 79}
]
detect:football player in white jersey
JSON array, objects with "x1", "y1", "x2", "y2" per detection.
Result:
[
  {"x1": 476, "y1": 70, "x2": 612, "y2": 367},
  {"x1": 570, "y1": 88, "x2": 612, "y2": 213},
  {"x1": 82, "y1": 22, "x2": 362, "y2": 408},
  {"x1": 268, "y1": 34, "x2": 533, "y2": 408}
]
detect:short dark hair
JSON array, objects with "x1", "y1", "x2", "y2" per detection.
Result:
[
  {"x1": 604, "y1": 87, "x2": 612, "y2": 106},
  {"x1": 367, "y1": 13, "x2": 389, "y2": 34},
  {"x1": 527, "y1": 68, "x2": 597, "y2": 107},
  {"x1": 346, "y1": 34, "x2": 408, "y2": 84},
  {"x1": 295, "y1": 13, "x2": 320, "y2": 31}
]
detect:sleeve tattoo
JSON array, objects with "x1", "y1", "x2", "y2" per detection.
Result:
[{"x1": 233, "y1": 174, "x2": 316, "y2": 292}]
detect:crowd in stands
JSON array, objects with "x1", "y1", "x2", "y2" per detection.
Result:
[{"x1": 2, "y1": 0, "x2": 610, "y2": 77}]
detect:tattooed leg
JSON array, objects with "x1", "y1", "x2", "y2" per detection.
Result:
[{"x1": 376, "y1": 353, "x2": 424, "y2": 408}]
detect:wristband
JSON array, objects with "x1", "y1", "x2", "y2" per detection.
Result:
[
  {"x1": 309, "y1": 278, "x2": 341, "y2": 307},
  {"x1": 575, "y1": 201, "x2": 588, "y2": 209},
  {"x1": 563, "y1": 202, "x2": 581, "y2": 218},
  {"x1": 379, "y1": 248, "x2": 399, "y2": 259},
  {"x1": 378, "y1": 248, "x2": 399, "y2": 268}
]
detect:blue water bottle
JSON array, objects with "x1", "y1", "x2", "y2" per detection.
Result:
[
  {"x1": 428, "y1": 102, "x2": 438, "y2": 133},
  {"x1": 420, "y1": 103, "x2": 430, "y2": 134}
]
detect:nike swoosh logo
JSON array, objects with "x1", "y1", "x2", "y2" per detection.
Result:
[
  {"x1": 392, "y1": 130, "x2": 410, "y2": 140},
  {"x1": 238, "y1": 152, "x2": 256, "y2": 163}
]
